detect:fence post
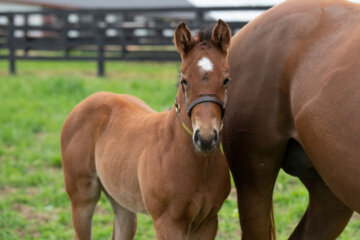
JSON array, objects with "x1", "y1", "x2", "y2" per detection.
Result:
[
  {"x1": 8, "y1": 13, "x2": 16, "y2": 75},
  {"x1": 96, "y1": 13, "x2": 105, "y2": 77},
  {"x1": 24, "y1": 13, "x2": 29, "y2": 57},
  {"x1": 62, "y1": 12, "x2": 70, "y2": 57},
  {"x1": 196, "y1": 9, "x2": 204, "y2": 28},
  {"x1": 120, "y1": 11, "x2": 128, "y2": 59}
]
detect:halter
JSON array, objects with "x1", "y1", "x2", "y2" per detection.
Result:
[
  {"x1": 175, "y1": 81, "x2": 228, "y2": 155},
  {"x1": 180, "y1": 81, "x2": 227, "y2": 118}
]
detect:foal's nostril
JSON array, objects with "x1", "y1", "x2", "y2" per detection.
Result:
[
  {"x1": 213, "y1": 129, "x2": 219, "y2": 143},
  {"x1": 194, "y1": 129, "x2": 200, "y2": 144}
]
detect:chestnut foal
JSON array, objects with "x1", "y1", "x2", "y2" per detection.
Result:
[{"x1": 61, "y1": 20, "x2": 231, "y2": 240}]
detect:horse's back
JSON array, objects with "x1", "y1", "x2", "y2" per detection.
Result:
[{"x1": 62, "y1": 92, "x2": 154, "y2": 137}]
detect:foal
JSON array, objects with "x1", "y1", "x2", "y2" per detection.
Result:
[{"x1": 61, "y1": 20, "x2": 231, "y2": 240}]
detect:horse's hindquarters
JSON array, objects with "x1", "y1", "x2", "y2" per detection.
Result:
[
  {"x1": 61, "y1": 92, "x2": 152, "y2": 215},
  {"x1": 293, "y1": 79, "x2": 360, "y2": 212}
]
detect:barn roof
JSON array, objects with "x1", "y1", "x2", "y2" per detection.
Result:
[{"x1": 0, "y1": 0, "x2": 194, "y2": 10}]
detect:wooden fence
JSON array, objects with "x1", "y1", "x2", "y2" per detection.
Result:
[{"x1": 0, "y1": 6, "x2": 271, "y2": 76}]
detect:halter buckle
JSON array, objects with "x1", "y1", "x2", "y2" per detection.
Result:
[{"x1": 175, "y1": 102, "x2": 180, "y2": 114}]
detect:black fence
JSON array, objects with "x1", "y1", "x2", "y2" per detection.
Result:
[{"x1": 0, "y1": 6, "x2": 271, "y2": 76}]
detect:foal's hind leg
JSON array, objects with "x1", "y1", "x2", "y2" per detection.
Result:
[
  {"x1": 153, "y1": 215, "x2": 190, "y2": 240},
  {"x1": 189, "y1": 216, "x2": 218, "y2": 240},
  {"x1": 289, "y1": 175, "x2": 353, "y2": 239},
  {"x1": 65, "y1": 174, "x2": 101, "y2": 240},
  {"x1": 104, "y1": 192, "x2": 137, "y2": 240},
  {"x1": 62, "y1": 147, "x2": 101, "y2": 239}
]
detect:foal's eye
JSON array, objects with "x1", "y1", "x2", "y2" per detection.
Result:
[
  {"x1": 223, "y1": 78, "x2": 230, "y2": 86},
  {"x1": 181, "y1": 79, "x2": 188, "y2": 86}
]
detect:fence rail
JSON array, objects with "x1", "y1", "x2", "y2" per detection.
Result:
[{"x1": 0, "y1": 6, "x2": 272, "y2": 76}]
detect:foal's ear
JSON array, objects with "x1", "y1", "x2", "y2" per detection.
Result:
[
  {"x1": 174, "y1": 22, "x2": 194, "y2": 55},
  {"x1": 211, "y1": 19, "x2": 231, "y2": 53}
]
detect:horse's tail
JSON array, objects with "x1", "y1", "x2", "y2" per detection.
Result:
[{"x1": 270, "y1": 201, "x2": 277, "y2": 240}]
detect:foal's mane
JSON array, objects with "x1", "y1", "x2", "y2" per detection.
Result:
[{"x1": 195, "y1": 27, "x2": 213, "y2": 45}]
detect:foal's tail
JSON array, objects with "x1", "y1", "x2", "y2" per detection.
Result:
[{"x1": 270, "y1": 201, "x2": 277, "y2": 240}]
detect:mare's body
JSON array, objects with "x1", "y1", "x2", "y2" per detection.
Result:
[
  {"x1": 62, "y1": 20, "x2": 232, "y2": 240},
  {"x1": 223, "y1": 0, "x2": 359, "y2": 239}
]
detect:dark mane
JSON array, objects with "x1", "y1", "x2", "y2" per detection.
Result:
[{"x1": 196, "y1": 25, "x2": 213, "y2": 45}]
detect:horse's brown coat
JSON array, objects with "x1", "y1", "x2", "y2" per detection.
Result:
[
  {"x1": 61, "y1": 21, "x2": 231, "y2": 240},
  {"x1": 223, "y1": 0, "x2": 359, "y2": 239}
]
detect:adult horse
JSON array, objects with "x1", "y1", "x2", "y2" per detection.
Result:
[
  {"x1": 61, "y1": 20, "x2": 231, "y2": 240},
  {"x1": 223, "y1": 0, "x2": 360, "y2": 239}
]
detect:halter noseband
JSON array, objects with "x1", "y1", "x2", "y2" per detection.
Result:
[{"x1": 180, "y1": 81, "x2": 227, "y2": 118}]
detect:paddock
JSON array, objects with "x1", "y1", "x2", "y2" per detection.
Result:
[
  {"x1": 0, "y1": 60, "x2": 359, "y2": 239},
  {"x1": 1, "y1": 1, "x2": 360, "y2": 238}
]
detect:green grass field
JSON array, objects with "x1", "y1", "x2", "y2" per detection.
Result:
[{"x1": 0, "y1": 61, "x2": 359, "y2": 239}]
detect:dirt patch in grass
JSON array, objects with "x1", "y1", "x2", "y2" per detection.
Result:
[
  {"x1": 0, "y1": 186, "x2": 19, "y2": 200},
  {"x1": 13, "y1": 202, "x2": 62, "y2": 238},
  {"x1": 25, "y1": 186, "x2": 39, "y2": 196},
  {"x1": 95, "y1": 204, "x2": 110, "y2": 215},
  {"x1": 12, "y1": 203, "x2": 54, "y2": 224}
]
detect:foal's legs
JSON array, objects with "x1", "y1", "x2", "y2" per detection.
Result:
[
  {"x1": 289, "y1": 175, "x2": 353, "y2": 240},
  {"x1": 153, "y1": 215, "x2": 190, "y2": 240},
  {"x1": 189, "y1": 216, "x2": 218, "y2": 240},
  {"x1": 104, "y1": 192, "x2": 137, "y2": 240},
  {"x1": 65, "y1": 174, "x2": 101, "y2": 240},
  {"x1": 62, "y1": 143, "x2": 101, "y2": 239}
]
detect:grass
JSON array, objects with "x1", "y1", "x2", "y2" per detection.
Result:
[{"x1": 0, "y1": 61, "x2": 359, "y2": 239}]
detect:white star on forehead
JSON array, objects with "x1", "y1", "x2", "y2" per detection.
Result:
[{"x1": 197, "y1": 57, "x2": 213, "y2": 73}]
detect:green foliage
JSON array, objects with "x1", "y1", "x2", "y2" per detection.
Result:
[{"x1": 0, "y1": 61, "x2": 358, "y2": 239}]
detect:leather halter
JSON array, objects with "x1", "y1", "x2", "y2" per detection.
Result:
[
  {"x1": 180, "y1": 81, "x2": 227, "y2": 118},
  {"x1": 175, "y1": 81, "x2": 227, "y2": 155}
]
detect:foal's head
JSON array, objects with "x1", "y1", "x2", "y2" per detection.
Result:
[{"x1": 174, "y1": 20, "x2": 231, "y2": 153}]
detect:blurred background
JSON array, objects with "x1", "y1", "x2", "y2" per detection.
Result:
[
  {"x1": 0, "y1": 0, "x2": 359, "y2": 239},
  {"x1": 0, "y1": 0, "x2": 277, "y2": 76}
]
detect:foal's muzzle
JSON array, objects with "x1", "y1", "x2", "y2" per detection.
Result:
[{"x1": 193, "y1": 129, "x2": 219, "y2": 153}]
